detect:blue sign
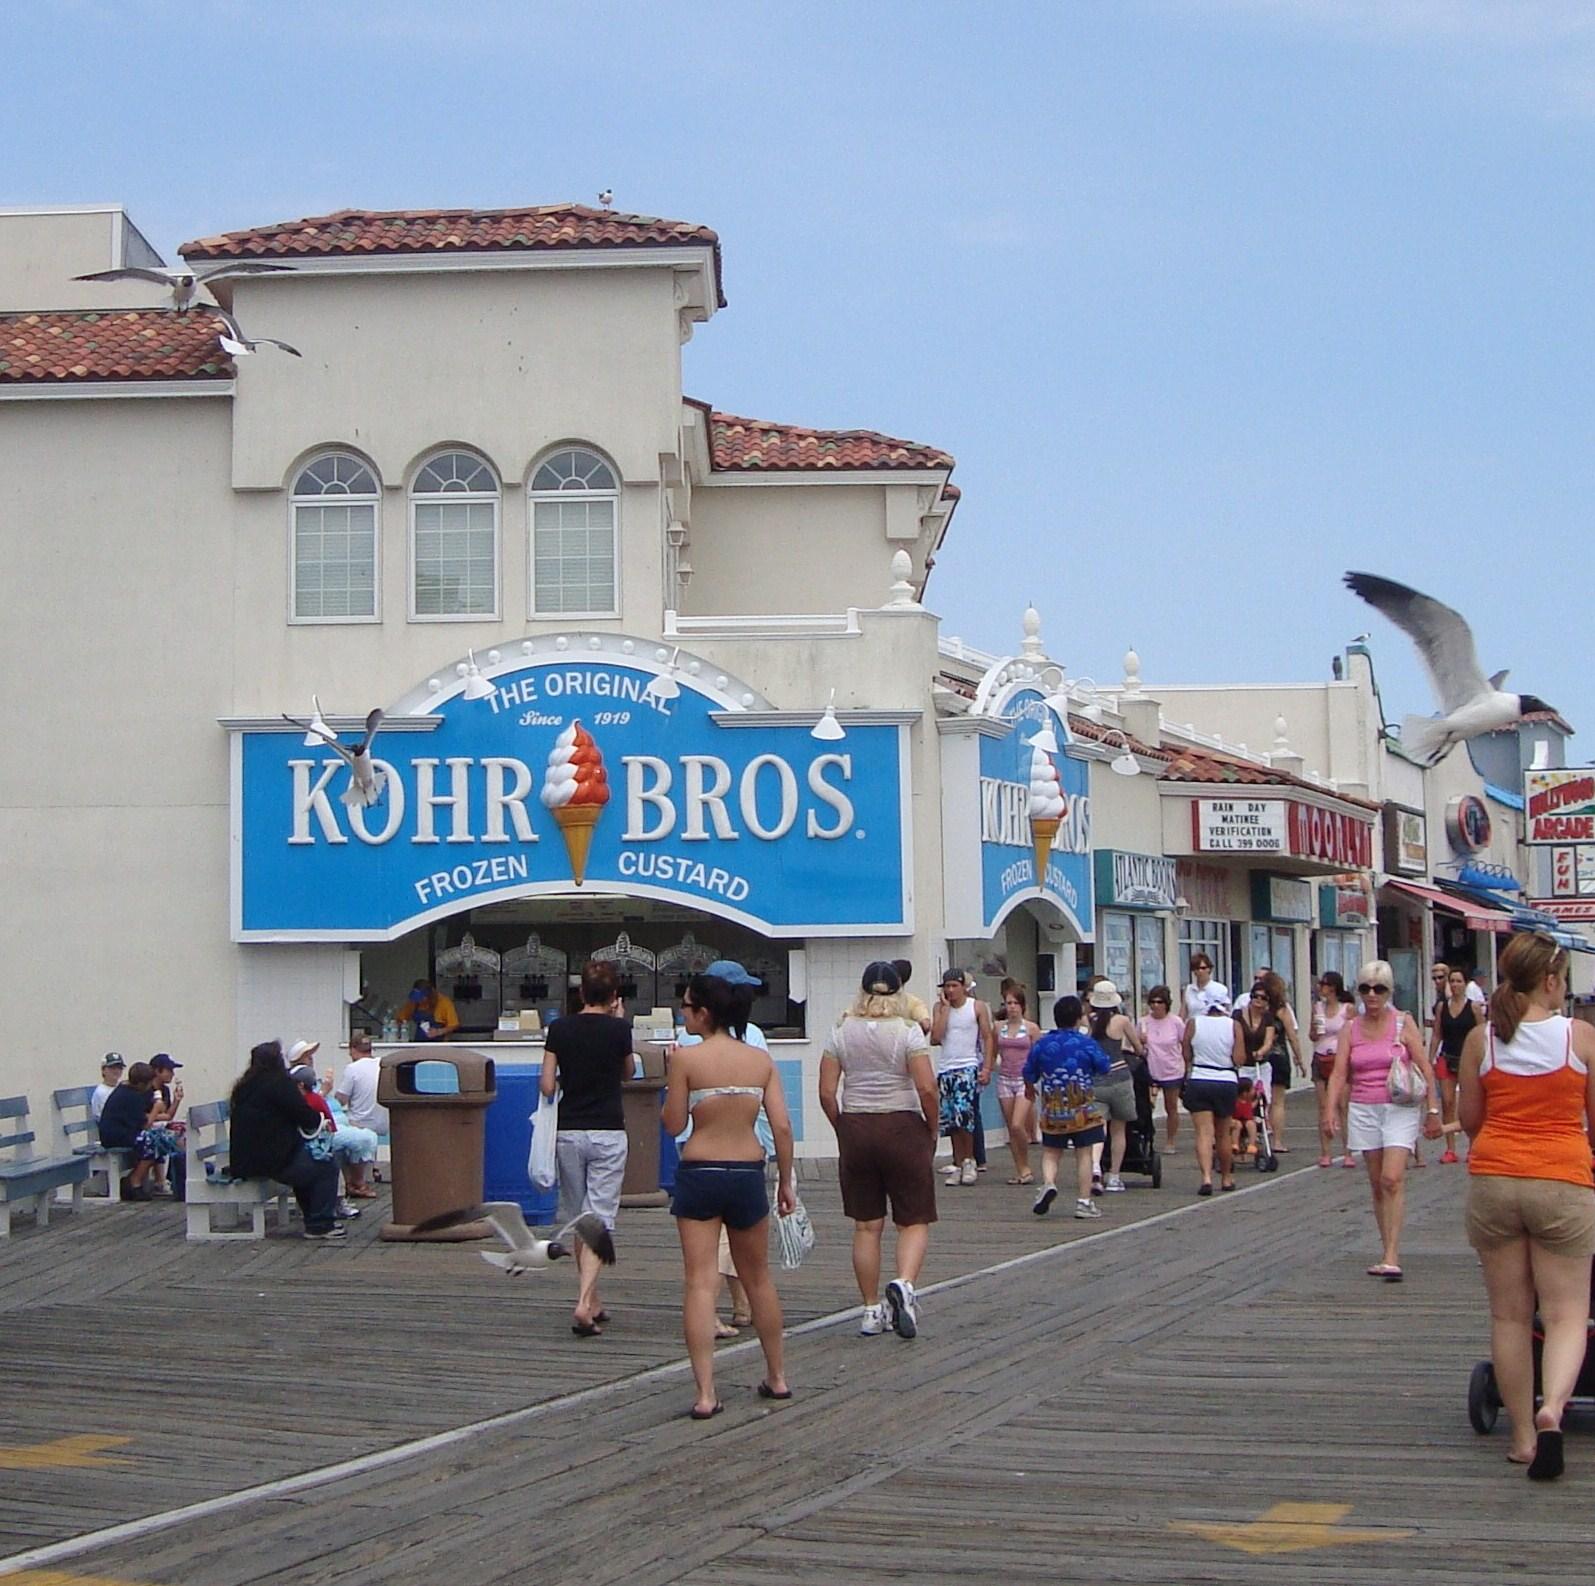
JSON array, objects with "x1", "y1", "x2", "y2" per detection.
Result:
[
  {"x1": 977, "y1": 688, "x2": 1092, "y2": 938},
  {"x1": 235, "y1": 655, "x2": 908, "y2": 940}
]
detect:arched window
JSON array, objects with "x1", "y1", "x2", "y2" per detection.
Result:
[
  {"x1": 410, "y1": 450, "x2": 500, "y2": 619},
  {"x1": 529, "y1": 447, "x2": 618, "y2": 617},
  {"x1": 291, "y1": 452, "x2": 379, "y2": 621}
]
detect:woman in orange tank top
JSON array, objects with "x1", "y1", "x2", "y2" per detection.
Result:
[{"x1": 1459, "y1": 933, "x2": 1595, "y2": 1482}]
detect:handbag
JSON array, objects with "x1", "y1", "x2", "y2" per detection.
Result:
[
  {"x1": 1385, "y1": 1015, "x2": 1425, "y2": 1106},
  {"x1": 528, "y1": 1087, "x2": 560, "y2": 1189},
  {"x1": 774, "y1": 1194, "x2": 816, "y2": 1269},
  {"x1": 301, "y1": 1124, "x2": 336, "y2": 1162}
]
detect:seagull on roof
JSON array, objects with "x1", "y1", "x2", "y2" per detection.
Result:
[
  {"x1": 598, "y1": 189, "x2": 614, "y2": 209},
  {"x1": 280, "y1": 706, "x2": 386, "y2": 806},
  {"x1": 1344, "y1": 572, "x2": 1554, "y2": 763},
  {"x1": 215, "y1": 306, "x2": 300, "y2": 359},
  {"x1": 72, "y1": 260, "x2": 291, "y2": 312},
  {"x1": 410, "y1": 1204, "x2": 617, "y2": 1274}
]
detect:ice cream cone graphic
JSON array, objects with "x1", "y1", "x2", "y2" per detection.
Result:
[
  {"x1": 1029, "y1": 744, "x2": 1065, "y2": 890},
  {"x1": 542, "y1": 721, "x2": 610, "y2": 886}
]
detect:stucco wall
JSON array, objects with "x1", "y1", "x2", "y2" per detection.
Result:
[{"x1": 0, "y1": 208, "x2": 164, "y2": 311}]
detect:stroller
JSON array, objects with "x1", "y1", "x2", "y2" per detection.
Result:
[
  {"x1": 1237, "y1": 1062, "x2": 1281, "y2": 1174},
  {"x1": 1468, "y1": 1269, "x2": 1595, "y2": 1434},
  {"x1": 1115, "y1": 1065, "x2": 1163, "y2": 1189}
]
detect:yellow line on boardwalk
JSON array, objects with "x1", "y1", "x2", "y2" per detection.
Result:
[
  {"x1": 3, "y1": 1572, "x2": 144, "y2": 1585},
  {"x1": 0, "y1": 1437, "x2": 132, "y2": 1472},
  {"x1": 1171, "y1": 1501, "x2": 1412, "y2": 1556}
]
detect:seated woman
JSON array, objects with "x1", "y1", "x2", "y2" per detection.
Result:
[
  {"x1": 286, "y1": 1039, "x2": 379, "y2": 1199},
  {"x1": 662, "y1": 972, "x2": 796, "y2": 1419},
  {"x1": 98, "y1": 1060, "x2": 185, "y2": 1201},
  {"x1": 229, "y1": 1039, "x2": 344, "y2": 1241}
]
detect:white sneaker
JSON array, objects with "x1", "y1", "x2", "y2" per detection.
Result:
[
  {"x1": 1104, "y1": 1175, "x2": 1126, "y2": 1193},
  {"x1": 943, "y1": 1163, "x2": 962, "y2": 1185},
  {"x1": 859, "y1": 1304, "x2": 888, "y2": 1336},
  {"x1": 959, "y1": 1160, "x2": 978, "y2": 1186},
  {"x1": 1032, "y1": 1184, "x2": 1058, "y2": 1216},
  {"x1": 884, "y1": 1277, "x2": 918, "y2": 1339},
  {"x1": 1074, "y1": 1199, "x2": 1103, "y2": 1220}
]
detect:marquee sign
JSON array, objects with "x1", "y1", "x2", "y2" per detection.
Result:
[
  {"x1": 1191, "y1": 798, "x2": 1373, "y2": 867},
  {"x1": 232, "y1": 647, "x2": 910, "y2": 941},
  {"x1": 1526, "y1": 768, "x2": 1595, "y2": 846}
]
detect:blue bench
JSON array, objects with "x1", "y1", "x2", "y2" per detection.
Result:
[
  {"x1": 0, "y1": 1095, "x2": 91, "y2": 1237},
  {"x1": 51, "y1": 1085, "x2": 134, "y2": 1202},
  {"x1": 184, "y1": 1099, "x2": 292, "y2": 1242}
]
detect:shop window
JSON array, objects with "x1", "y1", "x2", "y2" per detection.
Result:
[
  {"x1": 291, "y1": 452, "x2": 379, "y2": 621},
  {"x1": 410, "y1": 451, "x2": 500, "y2": 619},
  {"x1": 1178, "y1": 917, "x2": 1230, "y2": 994},
  {"x1": 529, "y1": 447, "x2": 618, "y2": 616}
]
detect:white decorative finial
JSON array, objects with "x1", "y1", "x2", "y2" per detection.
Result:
[
  {"x1": 1122, "y1": 648, "x2": 1142, "y2": 695},
  {"x1": 1273, "y1": 714, "x2": 1290, "y2": 751},
  {"x1": 885, "y1": 549, "x2": 917, "y2": 608},
  {"x1": 1021, "y1": 605, "x2": 1044, "y2": 659}
]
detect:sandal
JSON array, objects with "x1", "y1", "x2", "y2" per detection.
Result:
[
  {"x1": 1317, "y1": 1156, "x2": 1332, "y2": 1168},
  {"x1": 1528, "y1": 1430, "x2": 1565, "y2": 1481},
  {"x1": 571, "y1": 1318, "x2": 604, "y2": 1337},
  {"x1": 1366, "y1": 1263, "x2": 1399, "y2": 1277},
  {"x1": 714, "y1": 1320, "x2": 740, "y2": 1340},
  {"x1": 757, "y1": 1382, "x2": 793, "y2": 1400},
  {"x1": 1006, "y1": 1174, "x2": 1034, "y2": 1186},
  {"x1": 689, "y1": 1402, "x2": 724, "y2": 1421},
  {"x1": 729, "y1": 1313, "x2": 753, "y2": 1329}
]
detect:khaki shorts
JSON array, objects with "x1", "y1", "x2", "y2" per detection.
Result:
[{"x1": 1466, "y1": 1174, "x2": 1595, "y2": 1258}]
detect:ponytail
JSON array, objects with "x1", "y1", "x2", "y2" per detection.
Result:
[{"x1": 1490, "y1": 933, "x2": 1569, "y2": 1045}]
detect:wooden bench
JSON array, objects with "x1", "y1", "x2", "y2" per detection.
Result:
[
  {"x1": 185, "y1": 1100, "x2": 293, "y2": 1242},
  {"x1": 0, "y1": 1095, "x2": 92, "y2": 1236},
  {"x1": 51, "y1": 1085, "x2": 134, "y2": 1202}
]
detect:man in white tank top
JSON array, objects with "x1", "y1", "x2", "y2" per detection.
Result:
[{"x1": 931, "y1": 969, "x2": 994, "y2": 1186}]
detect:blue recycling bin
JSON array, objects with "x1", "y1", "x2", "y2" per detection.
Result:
[{"x1": 482, "y1": 1063, "x2": 558, "y2": 1224}]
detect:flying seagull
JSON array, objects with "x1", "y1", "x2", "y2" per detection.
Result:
[
  {"x1": 1344, "y1": 572, "x2": 1554, "y2": 763},
  {"x1": 215, "y1": 306, "x2": 300, "y2": 359},
  {"x1": 72, "y1": 260, "x2": 292, "y2": 311},
  {"x1": 410, "y1": 1204, "x2": 617, "y2": 1274},
  {"x1": 281, "y1": 705, "x2": 387, "y2": 807}
]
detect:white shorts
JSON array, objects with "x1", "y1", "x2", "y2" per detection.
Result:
[
  {"x1": 1346, "y1": 1101, "x2": 1420, "y2": 1154},
  {"x1": 555, "y1": 1128, "x2": 628, "y2": 1231}
]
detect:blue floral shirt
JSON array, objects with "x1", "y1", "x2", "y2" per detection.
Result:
[{"x1": 1022, "y1": 1029, "x2": 1111, "y2": 1135}]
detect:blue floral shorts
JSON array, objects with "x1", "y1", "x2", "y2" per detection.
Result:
[{"x1": 938, "y1": 1068, "x2": 980, "y2": 1135}]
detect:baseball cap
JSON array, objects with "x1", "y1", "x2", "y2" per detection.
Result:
[
  {"x1": 940, "y1": 967, "x2": 968, "y2": 987},
  {"x1": 102, "y1": 1052, "x2": 126, "y2": 1069},
  {"x1": 703, "y1": 959, "x2": 760, "y2": 987},
  {"x1": 860, "y1": 961, "x2": 902, "y2": 995},
  {"x1": 150, "y1": 1053, "x2": 182, "y2": 1070},
  {"x1": 289, "y1": 1066, "x2": 319, "y2": 1089}
]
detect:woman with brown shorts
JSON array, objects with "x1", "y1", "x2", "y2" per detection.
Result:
[
  {"x1": 819, "y1": 961, "x2": 940, "y2": 1340},
  {"x1": 1460, "y1": 932, "x2": 1595, "y2": 1480}
]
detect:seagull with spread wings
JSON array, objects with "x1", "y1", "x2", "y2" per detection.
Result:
[
  {"x1": 215, "y1": 306, "x2": 301, "y2": 359},
  {"x1": 280, "y1": 705, "x2": 387, "y2": 807},
  {"x1": 1344, "y1": 572, "x2": 1554, "y2": 763},
  {"x1": 73, "y1": 260, "x2": 291, "y2": 311},
  {"x1": 412, "y1": 1203, "x2": 617, "y2": 1274}
]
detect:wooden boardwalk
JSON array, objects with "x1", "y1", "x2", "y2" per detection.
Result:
[{"x1": 2, "y1": 1130, "x2": 1591, "y2": 1583}]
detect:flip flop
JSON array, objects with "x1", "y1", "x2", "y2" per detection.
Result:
[
  {"x1": 714, "y1": 1321, "x2": 740, "y2": 1340},
  {"x1": 1367, "y1": 1263, "x2": 1398, "y2": 1277},
  {"x1": 757, "y1": 1382, "x2": 793, "y2": 1400},
  {"x1": 571, "y1": 1318, "x2": 603, "y2": 1337},
  {"x1": 1528, "y1": 1429, "x2": 1564, "y2": 1480},
  {"x1": 593, "y1": 1310, "x2": 611, "y2": 1325},
  {"x1": 689, "y1": 1402, "x2": 724, "y2": 1421},
  {"x1": 1382, "y1": 1267, "x2": 1404, "y2": 1282},
  {"x1": 1006, "y1": 1175, "x2": 1034, "y2": 1185}
]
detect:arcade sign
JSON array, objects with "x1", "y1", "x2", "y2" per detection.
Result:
[
  {"x1": 1525, "y1": 767, "x2": 1595, "y2": 846},
  {"x1": 232, "y1": 647, "x2": 910, "y2": 941}
]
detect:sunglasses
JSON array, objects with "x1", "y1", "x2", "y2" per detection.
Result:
[{"x1": 1357, "y1": 982, "x2": 1390, "y2": 995}]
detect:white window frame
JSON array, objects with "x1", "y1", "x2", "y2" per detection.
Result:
[
  {"x1": 527, "y1": 446, "x2": 620, "y2": 619},
  {"x1": 288, "y1": 451, "x2": 381, "y2": 626},
  {"x1": 408, "y1": 450, "x2": 501, "y2": 623},
  {"x1": 1178, "y1": 916, "x2": 1231, "y2": 995}
]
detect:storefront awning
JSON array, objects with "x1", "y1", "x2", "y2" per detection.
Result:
[{"x1": 1382, "y1": 879, "x2": 1515, "y2": 934}]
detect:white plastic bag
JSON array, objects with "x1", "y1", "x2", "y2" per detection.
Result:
[
  {"x1": 774, "y1": 1195, "x2": 816, "y2": 1269},
  {"x1": 528, "y1": 1088, "x2": 560, "y2": 1189}
]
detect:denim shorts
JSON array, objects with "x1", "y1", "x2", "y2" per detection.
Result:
[
  {"x1": 556, "y1": 1129, "x2": 628, "y2": 1231},
  {"x1": 671, "y1": 1159, "x2": 770, "y2": 1231}
]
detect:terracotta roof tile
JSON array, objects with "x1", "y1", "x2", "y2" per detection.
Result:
[
  {"x1": 0, "y1": 309, "x2": 233, "y2": 385},
  {"x1": 181, "y1": 204, "x2": 725, "y2": 304},
  {"x1": 707, "y1": 409, "x2": 955, "y2": 473},
  {"x1": 1158, "y1": 747, "x2": 1379, "y2": 811}
]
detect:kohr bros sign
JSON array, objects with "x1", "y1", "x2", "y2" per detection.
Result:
[{"x1": 232, "y1": 643, "x2": 910, "y2": 940}]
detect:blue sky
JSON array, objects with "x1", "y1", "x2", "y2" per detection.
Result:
[{"x1": 7, "y1": 0, "x2": 1593, "y2": 746}]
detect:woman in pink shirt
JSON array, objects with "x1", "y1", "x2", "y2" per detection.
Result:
[
  {"x1": 1138, "y1": 986, "x2": 1187, "y2": 1154},
  {"x1": 1326, "y1": 960, "x2": 1441, "y2": 1280}
]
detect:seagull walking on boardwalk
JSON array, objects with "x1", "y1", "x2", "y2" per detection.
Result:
[
  {"x1": 281, "y1": 705, "x2": 387, "y2": 807},
  {"x1": 411, "y1": 1204, "x2": 617, "y2": 1274},
  {"x1": 1344, "y1": 572, "x2": 1554, "y2": 763},
  {"x1": 72, "y1": 260, "x2": 291, "y2": 311}
]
